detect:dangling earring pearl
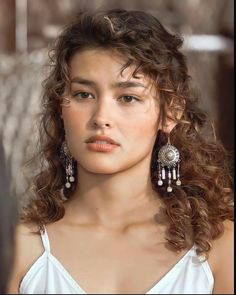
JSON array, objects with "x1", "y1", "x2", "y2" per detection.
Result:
[{"x1": 157, "y1": 137, "x2": 181, "y2": 192}]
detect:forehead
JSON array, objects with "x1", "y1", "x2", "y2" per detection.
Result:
[{"x1": 69, "y1": 48, "x2": 151, "y2": 84}]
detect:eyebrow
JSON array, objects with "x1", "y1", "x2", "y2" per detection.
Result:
[{"x1": 70, "y1": 77, "x2": 147, "y2": 89}]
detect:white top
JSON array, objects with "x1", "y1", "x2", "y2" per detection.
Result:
[{"x1": 19, "y1": 227, "x2": 214, "y2": 294}]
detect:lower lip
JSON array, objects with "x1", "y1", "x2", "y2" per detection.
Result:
[{"x1": 86, "y1": 142, "x2": 119, "y2": 152}]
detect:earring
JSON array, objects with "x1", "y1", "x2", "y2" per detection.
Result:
[
  {"x1": 60, "y1": 141, "x2": 75, "y2": 188},
  {"x1": 157, "y1": 137, "x2": 181, "y2": 192}
]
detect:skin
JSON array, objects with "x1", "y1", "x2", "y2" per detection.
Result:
[
  {"x1": 8, "y1": 49, "x2": 233, "y2": 294},
  {"x1": 62, "y1": 48, "x2": 162, "y2": 228}
]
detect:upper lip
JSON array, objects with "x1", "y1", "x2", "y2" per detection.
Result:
[{"x1": 85, "y1": 135, "x2": 120, "y2": 145}]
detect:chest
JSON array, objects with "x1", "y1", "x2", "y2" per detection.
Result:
[{"x1": 49, "y1": 228, "x2": 186, "y2": 294}]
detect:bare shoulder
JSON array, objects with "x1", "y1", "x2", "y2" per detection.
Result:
[
  {"x1": 15, "y1": 222, "x2": 44, "y2": 255},
  {"x1": 208, "y1": 220, "x2": 234, "y2": 294},
  {"x1": 7, "y1": 222, "x2": 44, "y2": 294},
  {"x1": 211, "y1": 220, "x2": 233, "y2": 256}
]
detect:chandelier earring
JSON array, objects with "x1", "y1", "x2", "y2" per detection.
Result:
[
  {"x1": 60, "y1": 141, "x2": 75, "y2": 189},
  {"x1": 157, "y1": 136, "x2": 181, "y2": 192}
]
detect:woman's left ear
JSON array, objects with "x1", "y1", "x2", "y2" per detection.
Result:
[
  {"x1": 162, "y1": 107, "x2": 184, "y2": 134},
  {"x1": 162, "y1": 119, "x2": 177, "y2": 134}
]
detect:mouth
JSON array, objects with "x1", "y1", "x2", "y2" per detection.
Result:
[
  {"x1": 85, "y1": 135, "x2": 120, "y2": 152},
  {"x1": 85, "y1": 135, "x2": 120, "y2": 145}
]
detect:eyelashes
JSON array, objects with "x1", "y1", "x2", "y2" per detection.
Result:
[
  {"x1": 72, "y1": 91, "x2": 141, "y2": 105},
  {"x1": 72, "y1": 91, "x2": 94, "y2": 99},
  {"x1": 118, "y1": 95, "x2": 140, "y2": 104}
]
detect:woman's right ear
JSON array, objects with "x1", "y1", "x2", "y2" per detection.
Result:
[
  {"x1": 60, "y1": 96, "x2": 71, "y2": 119},
  {"x1": 61, "y1": 96, "x2": 71, "y2": 108}
]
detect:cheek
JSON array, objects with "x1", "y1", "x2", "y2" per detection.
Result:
[
  {"x1": 62, "y1": 106, "x2": 86, "y2": 135},
  {"x1": 123, "y1": 111, "x2": 159, "y2": 141}
]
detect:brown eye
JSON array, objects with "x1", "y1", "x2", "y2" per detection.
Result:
[
  {"x1": 73, "y1": 92, "x2": 94, "y2": 100},
  {"x1": 119, "y1": 96, "x2": 140, "y2": 104}
]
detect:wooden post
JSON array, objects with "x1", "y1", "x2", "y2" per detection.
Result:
[{"x1": 0, "y1": 0, "x2": 16, "y2": 54}]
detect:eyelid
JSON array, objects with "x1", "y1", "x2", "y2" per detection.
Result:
[
  {"x1": 121, "y1": 94, "x2": 140, "y2": 99},
  {"x1": 71, "y1": 90, "x2": 142, "y2": 103},
  {"x1": 72, "y1": 91, "x2": 95, "y2": 99},
  {"x1": 118, "y1": 95, "x2": 141, "y2": 103}
]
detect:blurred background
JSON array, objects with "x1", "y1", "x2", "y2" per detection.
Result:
[{"x1": 0, "y1": 0, "x2": 234, "y2": 198}]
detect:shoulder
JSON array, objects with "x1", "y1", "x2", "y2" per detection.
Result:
[
  {"x1": 7, "y1": 222, "x2": 44, "y2": 293},
  {"x1": 15, "y1": 222, "x2": 44, "y2": 256},
  {"x1": 211, "y1": 220, "x2": 234, "y2": 251},
  {"x1": 210, "y1": 220, "x2": 234, "y2": 261},
  {"x1": 14, "y1": 222, "x2": 43, "y2": 257},
  {"x1": 208, "y1": 220, "x2": 234, "y2": 294}
]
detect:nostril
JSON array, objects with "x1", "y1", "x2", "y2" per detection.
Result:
[{"x1": 93, "y1": 121, "x2": 111, "y2": 129}]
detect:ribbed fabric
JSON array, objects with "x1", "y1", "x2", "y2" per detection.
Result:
[{"x1": 19, "y1": 227, "x2": 214, "y2": 294}]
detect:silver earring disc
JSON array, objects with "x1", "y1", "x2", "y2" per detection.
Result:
[{"x1": 158, "y1": 144, "x2": 180, "y2": 167}]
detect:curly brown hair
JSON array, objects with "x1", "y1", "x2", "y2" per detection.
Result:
[{"x1": 22, "y1": 9, "x2": 234, "y2": 259}]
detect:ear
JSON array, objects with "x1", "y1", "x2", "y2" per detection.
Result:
[
  {"x1": 162, "y1": 119, "x2": 177, "y2": 134},
  {"x1": 162, "y1": 107, "x2": 184, "y2": 134},
  {"x1": 60, "y1": 95, "x2": 71, "y2": 118}
]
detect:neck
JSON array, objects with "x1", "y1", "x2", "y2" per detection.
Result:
[{"x1": 65, "y1": 157, "x2": 162, "y2": 229}]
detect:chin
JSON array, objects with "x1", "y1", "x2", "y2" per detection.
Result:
[
  {"x1": 78, "y1": 158, "x2": 122, "y2": 174},
  {"x1": 76, "y1": 153, "x2": 143, "y2": 175},
  {"x1": 83, "y1": 165, "x2": 120, "y2": 175}
]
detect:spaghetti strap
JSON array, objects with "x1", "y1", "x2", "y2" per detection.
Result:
[{"x1": 40, "y1": 225, "x2": 51, "y2": 253}]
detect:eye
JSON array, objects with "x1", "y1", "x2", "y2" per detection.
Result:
[
  {"x1": 118, "y1": 95, "x2": 140, "y2": 104},
  {"x1": 72, "y1": 91, "x2": 94, "y2": 100}
]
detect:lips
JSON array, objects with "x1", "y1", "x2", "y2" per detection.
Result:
[
  {"x1": 85, "y1": 135, "x2": 120, "y2": 153},
  {"x1": 85, "y1": 135, "x2": 120, "y2": 145}
]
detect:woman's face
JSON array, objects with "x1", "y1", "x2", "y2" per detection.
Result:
[{"x1": 62, "y1": 49, "x2": 160, "y2": 174}]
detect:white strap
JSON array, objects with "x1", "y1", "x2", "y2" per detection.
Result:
[{"x1": 40, "y1": 225, "x2": 51, "y2": 252}]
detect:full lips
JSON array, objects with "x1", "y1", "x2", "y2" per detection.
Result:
[{"x1": 86, "y1": 142, "x2": 119, "y2": 152}]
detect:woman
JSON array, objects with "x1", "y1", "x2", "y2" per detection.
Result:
[{"x1": 8, "y1": 9, "x2": 233, "y2": 294}]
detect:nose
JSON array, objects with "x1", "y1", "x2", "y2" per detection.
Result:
[
  {"x1": 90, "y1": 99, "x2": 113, "y2": 129},
  {"x1": 93, "y1": 121, "x2": 111, "y2": 129}
]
